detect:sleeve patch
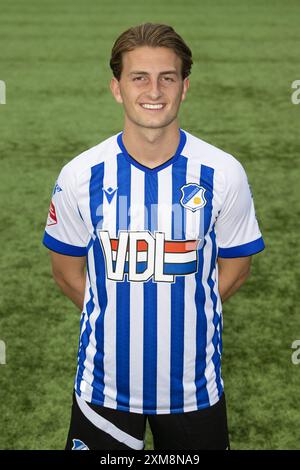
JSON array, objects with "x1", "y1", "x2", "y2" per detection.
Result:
[{"x1": 47, "y1": 201, "x2": 58, "y2": 226}]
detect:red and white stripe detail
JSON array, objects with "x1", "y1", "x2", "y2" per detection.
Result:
[{"x1": 110, "y1": 239, "x2": 199, "y2": 263}]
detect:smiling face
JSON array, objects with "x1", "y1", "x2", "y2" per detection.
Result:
[{"x1": 110, "y1": 46, "x2": 190, "y2": 130}]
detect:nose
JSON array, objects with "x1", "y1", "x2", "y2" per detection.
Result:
[{"x1": 147, "y1": 78, "x2": 163, "y2": 100}]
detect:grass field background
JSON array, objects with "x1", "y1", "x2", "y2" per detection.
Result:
[{"x1": 0, "y1": 0, "x2": 299, "y2": 450}]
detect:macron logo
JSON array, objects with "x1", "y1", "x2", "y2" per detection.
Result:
[
  {"x1": 52, "y1": 182, "x2": 62, "y2": 196},
  {"x1": 72, "y1": 439, "x2": 89, "y2": 450},
  {"x1": 103, "y1": 187, "x2": 117, "y2": 204}
]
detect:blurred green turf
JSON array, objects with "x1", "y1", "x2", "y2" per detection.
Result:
[{"x1": 0, "y1": 0, "x2": 300, "y2": 450}]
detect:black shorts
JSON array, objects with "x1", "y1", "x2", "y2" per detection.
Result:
[{"x1": 65, "y1": 391, "x2": 230, "y2": 451}]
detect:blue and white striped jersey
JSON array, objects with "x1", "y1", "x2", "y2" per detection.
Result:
[{"x1": 43, "y1": 128, "x2": 265, "y2": 414}]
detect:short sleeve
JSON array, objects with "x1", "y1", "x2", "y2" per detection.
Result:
[
  {"x1": 42, "y1": 164, "x2": 90, "y2": 256},
  {"x1": 215, "y1": 160, "x2": 265, "y2": 258}
]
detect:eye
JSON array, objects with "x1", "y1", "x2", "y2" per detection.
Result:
[
  {"x1": 133, "y1": 76, "x2": 145, "y2": 81},
  {"x1": 162, "y1": 77, "x2": 175, "y2": 82}
]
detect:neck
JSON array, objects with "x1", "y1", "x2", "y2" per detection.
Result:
[{"x1": 122, "y1": 120, "x2": 181, "y2": 169}]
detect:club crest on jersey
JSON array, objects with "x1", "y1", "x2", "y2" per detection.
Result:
[
  {"x1": 180, "y1": 183, "x2": 206, "y2": 212},
  {"x1": 72, "y1": 439, "x2": 89, "y2": 450},
  {"x1": 98, "y1": 230, "x2": 201, "y2": 283}
]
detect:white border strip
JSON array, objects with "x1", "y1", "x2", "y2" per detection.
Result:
[{"x1": 75, "y1": 393, "x2": 144, "y2": 450}]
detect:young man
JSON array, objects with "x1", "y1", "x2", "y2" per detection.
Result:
[{"x1": 43, "y1": 23, "x2": 265, "y2": 450}]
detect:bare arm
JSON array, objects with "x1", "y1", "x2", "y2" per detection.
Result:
[
  {"x1": 217, "y1": 256, "x2": 252, "y2": 303},
  {"x1": 49, "y1": 251, "x2": 86, "y2": 311}
]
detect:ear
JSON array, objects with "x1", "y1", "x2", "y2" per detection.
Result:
[
  {"x1": 110, "y1": 77, "x2": 123, "y2": 104},
  {"x1": 181, "y1": 77, "x2": 190, "y2": 102}
]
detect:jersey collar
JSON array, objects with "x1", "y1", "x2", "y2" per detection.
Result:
[{"x1": 117, "y1": 128, "x2": 187, "y2": 173}]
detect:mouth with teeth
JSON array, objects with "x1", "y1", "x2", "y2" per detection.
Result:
[{"x1": 140, "y1": 103, "x2": 166, "y2": 111}]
